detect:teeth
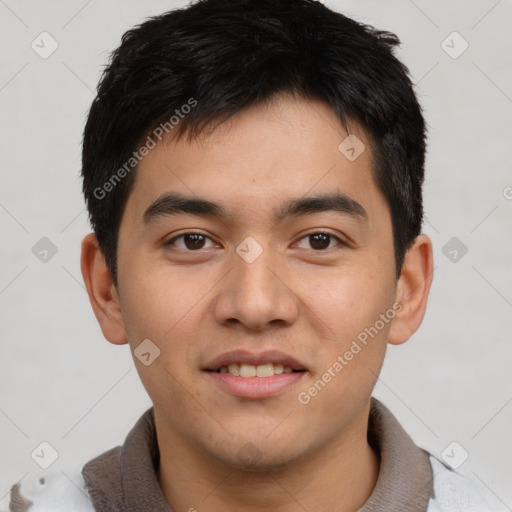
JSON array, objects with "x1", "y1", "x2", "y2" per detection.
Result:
[
  {"x1": 217, "y1": 363, "x2": 297, "y2": 377},
  {"x1": 239, "y1": 364, "x2": 256, "y2": 377},
  {"x1": 256, "y1": 364, "x2": 273, "y2": 377},
  {"x1": 227, "y1": 363, "x2": 240, "y2": 376}
]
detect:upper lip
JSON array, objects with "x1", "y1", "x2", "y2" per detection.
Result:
[{"x1": 203, "y1": 350, "x2": 307, "y2": 371}]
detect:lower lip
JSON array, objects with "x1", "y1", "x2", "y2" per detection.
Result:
[{"x1": 204, "y1": 371, "x2": 306, "y2": 399}]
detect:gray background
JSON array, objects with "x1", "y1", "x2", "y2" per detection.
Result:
[{"x1": 0, "y1": 0, "x2": 511, "y2": 506}]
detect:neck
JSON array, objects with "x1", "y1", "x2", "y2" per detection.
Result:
[{"x1": 155, "y1": 403, "x2": 379, "y2": 512}]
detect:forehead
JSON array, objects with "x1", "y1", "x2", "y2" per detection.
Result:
[{"x1": 122, "y1": 95, "x2": 388, "y2": 228}]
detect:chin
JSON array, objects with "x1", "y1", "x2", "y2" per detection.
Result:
[
  {"x1": 205, "y1": 432, "x2": 311, "y2": 474},
  {"x1": 215, "y1": 446, "x2": 302, "y2": 474}
]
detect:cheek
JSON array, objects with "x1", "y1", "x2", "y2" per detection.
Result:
[
  {"x1": 118, "y1": 269, "x2": 208, "y2": 412},
  {"x1": 118, "y1": 263, "x2": 219, "y2": 386},
  {"x1": 295, "y1": 278, "x2": 389, "y2": 423},
  {"x1": 119, "y1": 260, "x2": 208, "y2": 340},
  {"x1": 298, "y1": 268, "x2": 392, "y2": 339},
  {"x1": 297, "y1": 269, "x2": 393, "y2": 394}
]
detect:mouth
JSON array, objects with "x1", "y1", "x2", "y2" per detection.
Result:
[
  {"x1": 208, "y1": 363, "x2": 305, "y2": 377},
  {"x1": 202, "y1": 350, "x2": 308, "y2": 399},
  {"x1": 203, "y1": 349, "x2": 307, "y2": 374}
]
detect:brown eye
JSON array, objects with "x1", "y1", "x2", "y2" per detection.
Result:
[
  {"x1": 296, "y1": 232, "x2": 343, "y2": 251},
  {"x1": 166, "y1": 233, "x2": 216, "y2": 251},
  {"x1": 183, "y1": 234, "x2": 206, "y2": 250}
]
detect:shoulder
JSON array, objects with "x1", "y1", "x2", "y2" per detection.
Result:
[
  {"x1": 0, "y1": 467, "x2": 95, "y2": 512},
  {"x1": 427, "y1": 456, "x2": 508, "y2": 512}
]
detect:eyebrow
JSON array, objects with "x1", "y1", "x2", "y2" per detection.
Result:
[{"x1": 142, "y1": 191, "x2": 368, "y2": 225}]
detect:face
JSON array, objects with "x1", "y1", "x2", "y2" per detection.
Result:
[{"x1": 114, "y1": 94, "x2": 400, "y2": 469}]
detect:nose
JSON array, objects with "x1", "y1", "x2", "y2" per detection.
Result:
[{"x1": 212, "y1": 243, "x2": 299, "y2": 331}]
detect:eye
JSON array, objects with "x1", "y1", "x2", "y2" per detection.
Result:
[
  {"x1": 295, "y1": 231, "x2": 344, "y2": 251},
  {"x1": 166, "y1": 232, "x2": 217, "y2": 251}
]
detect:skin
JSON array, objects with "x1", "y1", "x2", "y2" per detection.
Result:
[{"x1": 81, "y1": 93, "x2": 433, "y2": 512}]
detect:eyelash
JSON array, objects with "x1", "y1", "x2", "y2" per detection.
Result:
[{"x1": 165, "y1": 231, "x2": 346, "y2": 252}]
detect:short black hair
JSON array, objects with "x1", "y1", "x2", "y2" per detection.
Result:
[{"x1": 81, "y1": 0, "x2": 427, "y2": 286}]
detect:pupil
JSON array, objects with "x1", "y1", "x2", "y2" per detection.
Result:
[
  {"x1": 310, "y1": 233, "x2": 329, "y2": 250},
  {"x1": 185, "y1": 234, "x2": 205, "y2": 250}
]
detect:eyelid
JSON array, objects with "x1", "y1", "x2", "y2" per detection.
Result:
[
  {"x1": 293, "y1": 230, "x2": 347, "y2": 250},
  {"x1": 165, "y1": 231, "x2": 218, "y2": 250},
  {"x1": 165, "y1": 230, "x2": 348, "y2": 252}
]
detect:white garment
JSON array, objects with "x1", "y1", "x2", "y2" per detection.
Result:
[
  {"x1": 0, "y1": 469, "x2": 94, "y2": 512},
  {"x1": 428, "y1": 457, "x2": 508, "y2": 512},
  {"x1": 1, "y1": 456, "x2": 508, "y2": 512}
]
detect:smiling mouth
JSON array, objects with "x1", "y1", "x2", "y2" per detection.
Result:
[{"x1": 208, "y1": 362, "x2": 306, "y2": 377}]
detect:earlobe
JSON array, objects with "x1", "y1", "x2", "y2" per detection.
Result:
[
  {"x1": 387, "y1": 234, "x2": 434, "y2": 346},
  {"x1": 80, "y1": 233, "x2": 127, "y2": 345}
]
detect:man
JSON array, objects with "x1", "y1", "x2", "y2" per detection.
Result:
[{"x1": 2, "y1": 0, "x2": 506, "y2": 510}]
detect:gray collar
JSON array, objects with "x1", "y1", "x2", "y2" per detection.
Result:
[
  {"x1": 82, "y1": 398, "x2": 433, "y2": 511},
  {"x1": 359, "y1": 398, "x2": 434, "y2": 511}
]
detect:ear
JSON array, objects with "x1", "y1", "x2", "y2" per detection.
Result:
[
  {"x1": 80, "y1": 233, "x2": 127, "y2": 345},
  {"x1": 387, "y1": 234, "x2": 434, "y2": 345}
]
